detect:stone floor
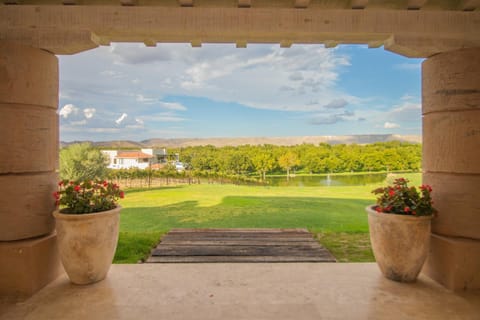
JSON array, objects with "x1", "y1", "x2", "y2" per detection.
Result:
[{"x1": 1, "y1": 263, "x2": 479, "y2": 320}]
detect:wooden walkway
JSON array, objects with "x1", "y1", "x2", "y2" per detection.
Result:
[{"x1": 146, "y1": 228, "x2": 336, "y2": 263}]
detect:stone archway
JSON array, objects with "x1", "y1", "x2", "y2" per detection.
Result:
[{"x1": 0, "y1": 2, "x2": 479, "y2": 299}]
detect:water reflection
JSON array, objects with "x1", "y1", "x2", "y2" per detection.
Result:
[{"x1": 266, "y1": 173, "x2": 388, "y2": 187}]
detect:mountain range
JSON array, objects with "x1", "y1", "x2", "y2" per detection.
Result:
[{"x1": 61, "y1": 134, "x2": 421, "y2": 149}]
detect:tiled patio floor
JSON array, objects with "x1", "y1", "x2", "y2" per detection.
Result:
[{"x1": 1, "y1": 263, "x2": 479, "y2": 320}]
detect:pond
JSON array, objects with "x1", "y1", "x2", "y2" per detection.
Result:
[{"x1": 265, "y1": 173, "x2": 388, "y2": 187}]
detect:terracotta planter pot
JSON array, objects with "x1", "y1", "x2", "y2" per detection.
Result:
[
  {"x1": 366, "y1": 205, "x2": 432, "y2": 283},
  {"x1": 53, "y1": 206, "x2": 121, "y2": 285}
]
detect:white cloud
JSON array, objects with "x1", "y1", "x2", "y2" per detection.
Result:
[
  {"x1": 159, "y1": 102, "x2": 187, "y2": 111},
  {"x1": 83, "y1": 108, "x2": 96, "y2": 119},
  {"x1": 384, "y1": 122, "x2": 400, "y2": 129},
  {"x1": 324, "y1": 99, "x2": 348, "y2": 109},
  {"x1": 99, "y1": 70, "x2": 124, "y2": 78},
  {"x1": 388, "y1": 101, "x2": 421, "y2": 121},
  {"x1": 147, "y1": 112, "x2": 186, "y2": 123},
  {"x1": 115, "y1": 113, "x2": 128, "y2": 125},
  {"x1": 309, "y1": 110, "x2": 355, "y2": 125},
  {"x1": 58, "y1": 43, "x2": 422, "y2": 140},
  {"x1": 59, "y1": 104, "x2": 79, "y2": 118},
  {"x1": 401, "y1": 94, "x2": 416, "y2": 101},
  {"x1": 60, "y1": 43, "x2": 354, "y2": 117},
  {"x1": 110, "y1": 43, "x2": 172, "y2": 65},
  {"x1": 136, "y1": 94, "x2": 156, "y2": 104}
]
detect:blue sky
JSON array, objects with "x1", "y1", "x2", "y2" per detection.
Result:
[{"x1": 58, "y1": 43, "x2": 423, "y2": 142}]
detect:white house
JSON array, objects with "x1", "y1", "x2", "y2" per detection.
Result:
[{"x1": 102, "y1": 148, "x2": 168, "y2": 169}]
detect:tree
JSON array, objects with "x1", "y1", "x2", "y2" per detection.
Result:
[
  {"x1": 278, "y1": 151, "x2": 299, "y2": 178},
  {"x1": 59, "y1": 143, "x2": 108, "y2": 181},
  {"x1": 252, "y1": 148, "x2": 276, "y2": 180}
]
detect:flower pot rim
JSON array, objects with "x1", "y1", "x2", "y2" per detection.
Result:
[
  {"x1": 366, "y1": 205, "x2": 433, "y2": 221},
  {"x1": 53, "y1": 205, "x2": 122, "y2": 220}
]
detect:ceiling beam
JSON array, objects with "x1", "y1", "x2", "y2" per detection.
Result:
[
  {"x1": 178, "y1": 0, "x2": 194, "y2": 7},
  {"x1": 351, "y1": 0, "x2": 368, "y2": 9},
  {"x1": 190, "y1": 39, "x2": 202, "y2": 47},
  {"x1": 294, "y1": 0, "x2": 311, "y2": 9},
  {"x1": 407, "y1": 0, "x2": 428, "y2": 10},
  {"x1": 238, "y1": 0, "x2": 251, "y2": 8},
  {"x1": 324, "y1": 40, "x2": 338, "y2": 48},
  {"x1": 143, "y1": 38, "x2": 156, "y2": 47},
  {"x1": 460, "y1": 0, "x2": 480, "y2": 11},
  {"x1": 1, "y1": 6, "x2": 478, "y2": 57},
  {"x1": 236, "y1": 40, "x2": 247, "y2": 48},
  {"x1": 120, "y1": 0, "x2": 138, "y2": 6}
]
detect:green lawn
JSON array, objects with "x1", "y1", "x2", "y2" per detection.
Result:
[{"x1": 114, "y1": 172, "x2": 422, "y2": 263}]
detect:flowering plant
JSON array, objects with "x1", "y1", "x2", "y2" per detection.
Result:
[
  {"x1": 372, "y1": 178, "x2": 436, "y2": 216},
  {"x1": 53, "y1": 180, "x2": 124, "y2": 214}
]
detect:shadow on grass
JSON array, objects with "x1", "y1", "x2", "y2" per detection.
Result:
[
  {"x1": 120, "y1": 196, "x2": 371, "y2": 233},
  {"x1": 115, "y1": 195, "x2": 374, "y2": 264},
  {"x1": 124, "y1": 185, "x2": 186, "y2": 194}
]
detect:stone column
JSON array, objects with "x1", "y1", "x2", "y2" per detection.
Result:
[
  {"x1": 0, "y1": 41, "x2": 62, "y2": 300},
  {"x1": 422, "y1": 47, "x2": 480, "y2": 291}
]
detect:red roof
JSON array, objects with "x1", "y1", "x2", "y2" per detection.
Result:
[{"x1": 117, "y1": 151, "x2": 153, "y2": 159}]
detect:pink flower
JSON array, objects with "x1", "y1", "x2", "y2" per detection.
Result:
[
  {"x1": 58, "y1": 181, "x2": 63, "y2": 186},
  {"x1": 404, "y1": 207, "x2": 411, "y2": 213},
  {"x1": 119, "y1": 191, "x2": 125, "y2": 199},
  {"x1": 74, "y1": 185, "x2": 81, "y2": 192},
  {"x1": 420, "y1": 185, "x2": 432, "y2": 193}
]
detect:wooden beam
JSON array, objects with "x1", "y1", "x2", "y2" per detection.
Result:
[
  {"x1": 407, "y1": 0, "x2": 428, "y2": 10},
  {"x1": 280, "y1": 40, "x2": 292, "y2": 48},
  {"x1": 120, "y1": 0, "x2": 138, "y2": 6},
  {"x1": 1, "y1": 6, "x2": 479, "y2": 57},
  {"x1": 238, "y1": 0, "x2": 251, "y2": 8},
  {"x1": 324, "y1": 40, "x2": 338, "y2": 48},
  {"x1": 236, "y1": 40, "x2": 247, "y2": 48},
  {"x1": 3, "y1": 1, "x2": 19, "y2": 4},
  {"x1": 351, "y1": 0, "x2": 368, "y2": 9},
  {"x1": 143, "y1": 39, "x2": 156, "y2": 47},
  {"x1": 367, "y1": 40, "x2": 384, "y2": 48},
  {"x1": 294, "y1": 0, "x2": 310, "y2": 9},
  {"x1": 190, "y1": 39, "x2": 202, "y2": 47},
  {"x1": 91, "y1": 33, "x2": 111, "y2": 46},
  {"x1": 62, "y1": 0, "x2": 77, "y2": 5},
  {"x1": 178, "y1": 0, "x2": 193, "y2": 7},
  {"x1": 460, "y1": 0, "x2": 480, "y2": 11}
]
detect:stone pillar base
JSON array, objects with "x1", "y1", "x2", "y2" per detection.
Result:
[
  {"x1": 0, "y1": 233, "x2": 63, "y2": 301},
  {"x1": 423, "y1": 233, "x2": 480, "y2": 291}
]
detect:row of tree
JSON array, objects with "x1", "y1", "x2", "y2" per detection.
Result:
[
  {"x1": 172, "y1": 141, "x2": 421, "y2": 178},
  {"x1": 59, "y1": 142, "x2": 421, "y2": 183}
]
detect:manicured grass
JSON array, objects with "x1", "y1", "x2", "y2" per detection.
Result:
[
  {"x1": 316, "y1": 232, "x2": 374, "y2": 262},
  {"x1": 113, "y1": 173, "x2": 421, "y2": 263},
  {"x1": 114, "y1": 231, "x2": 165, "y2": 263}
]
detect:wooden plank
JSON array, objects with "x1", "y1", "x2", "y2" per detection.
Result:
[
  {"x1": 152, "y1": 245, "x2": 325, "y2": 257},
  {"x1": 146, "y1": 228, "x2": 337, "y2": 263},
  {"x1": 147, "y1": 255, "x2": 336, "y2": 263},
  {"x1": 158, "y1": 240, "x2": 319, "y2": 246},
  {"x1": 168, "y1": 228, "x2": 310, "y2": 233},
  {"x1": 163, "y1": 232, "x2": 313, "y2": 238}
]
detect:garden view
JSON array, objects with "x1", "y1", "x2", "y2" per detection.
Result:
[{"x1": 59, "y1": 141, "x2": 422, "y2": 264}]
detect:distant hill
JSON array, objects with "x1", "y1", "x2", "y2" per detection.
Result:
[{"x1": 61, "y1": 134, "x2": 421, "y2": 149}]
